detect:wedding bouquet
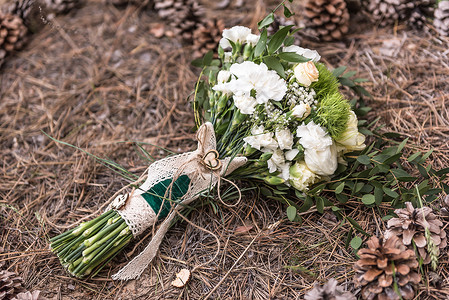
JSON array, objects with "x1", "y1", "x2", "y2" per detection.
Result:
[{"x1": 50, "y1": 16, "x2": 367, "y2": 281}]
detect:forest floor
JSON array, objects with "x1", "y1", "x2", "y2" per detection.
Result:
[{"x1": 1, "y1": 0, "x2": 448, "y2": 299}]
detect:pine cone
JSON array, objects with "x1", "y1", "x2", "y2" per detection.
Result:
[
  {"x1": 154, "y1": 0, "x2": 204, "y2": 43},
  {"x1": 41, "y1": 0, "x2": 81, "y2": 14},
  {"x1": 364, "y1": 0, "x2": 435, "y2": 27},
  {"x1": 304, "y1": 278, "x2": 356, "y2": 300},
  {"x1": 0, "y1": 13, "x2": 28, "y2": 67},
  {"x1": 0, "y1": 270, "x2": 25, "y2": 300},
  {"x1": 385, "y1": 202, "x2": 447, "y2": 265},
  {"x1": 192, "y1": 18, "x2": 224, "y2": 58},
  {"x1": 354, "y1": 235, "x2": 421, "y2": 300},
  {"x1": 3, "y1": 0, "x2": 44, "y2": 32},
  {"x1": 434, "y1": 1, "x2": 449, "y2": 37},
  {"x1": 304, "y1": 0, "x2": 350, "y2": 41}
]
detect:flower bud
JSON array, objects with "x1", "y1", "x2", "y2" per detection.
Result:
[
  {"x1": 259, "y1": 152, "x2": 273, "y2": 161},
  {"x1": 243, "y1": 43, "x2": 252, "y2": 60},
  {"x1": 263, "y1": 175, "x2": 285, "y2": 186}
]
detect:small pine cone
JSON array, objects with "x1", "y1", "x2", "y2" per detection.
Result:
[
  {"x1": 0, "y1": 13, "x2": 28, "y2": 67},
  {"x1": 434, "y1": 1, "x2": 449, "y2": 37},
  {"x1": 192, "y1": 19, "x2": 224, "y2": 58},
  {"x1": 385, "y1": 202, "x2": 447, "y2": 265},
  {"x1": 304, "y1": 278, "x2": 356, "y2": 300},
  {"x1": 304, "y1": 0, "x2": 350, "y2": 41},
  {"x1": 41, "y1": 0, "x2": 82, "y2": 14},
  {"x1": 0, "y1": 270, "x2": 25, "y2": 300},
  {"x1": 154, "y1": 0, "x2": 204, "y2": 43},
  {"x1": 354, "y1": 235, "x2": 421, "y2": 300},
  {"x1": 3, "y1": 0, "x2": 36, "y2": 23}
]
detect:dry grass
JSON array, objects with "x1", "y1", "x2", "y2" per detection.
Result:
[{"x1": 1, "y1": 0, "x2": 448, "y2": 299}]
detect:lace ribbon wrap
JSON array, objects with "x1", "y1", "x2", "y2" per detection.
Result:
[{"x1": 111, "y1": 122, "x2": 247, "y2": 280}]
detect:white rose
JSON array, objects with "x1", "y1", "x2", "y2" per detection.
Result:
[
  {"x1": 246, "y1": 33, "x2": 260, "y2": 46},
  {"x1": 297, "y1": 121, "x2": 337, "y2": 176},
  {"x1": 275, "y1": 129, "x2": 294, "y2": 150},
  {"x1": 283, "y1": 45, "x2": 321, "y2": 62},
  {"x1": 291, "y1": 102, "x2": 311, "y2": 119},
  {"x1": 294, "y1": 62, "x2": 319, "y2": 87},
  {"x1": 304, "y1": 143, "x2": 338, "y2": 176},
  {"x1": 336, "y1": 111, "x2": 366, "y2": 152},
  {"x1": 219, "y1": 26, "x2": 252, "y2": 49},
  {"x1": 217, "y1": 70, "x2": 232, "y2": 83},
  {"x1": 243, "y1": 126, "x2": 278, "y2": 151},
  {"x1": 234, "y1": 92, "x2": 257, "y2": 115},
  {"x1": 289, "y1": 161, "x2": 319, "y2": 191}
]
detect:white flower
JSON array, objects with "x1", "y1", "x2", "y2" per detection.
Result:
[
  {"x1": 336, "y1": 111, "x2": 366, "y2": 152},
  {"x1": 285, "y1": 148, "x2": 299, "y2": 161},
  {"x1": 289, "y1": 161, "x2": 319, "y2": 191},
  {"x1": 223, "y1": 52, "x2": 232, "y2": 63},
  {"x1": 275, "y1": 129, "x2": 293, "y2": 150},
  {"x1": 297, "y1": 121, "x2": 337, "y2": 176},
  {"x1": 283, "y1": 45, "x2": 321, "y2": 62},
  {"x1": 246, "y1": 33, "x2": 260, "y2": 46},
  {"x1": 213, "y1": 61, "x2": 287, "y2": 104},
  {"x1": 219, "y1": 26, "x2": 252, "y2": 49},
  {"x1": 294, "y1": 62, "x2": 319, "y2": 87},
  {"x1": 243, "y1": 126, "x2": 278, "y2": 151},
  {"x1": 217, "y1": 70, "x2": 232, "y2": 83},
  {"x1": 266, "y1": 149, "x2": 291, "y2": 181},
  {"x1": 234, "y1": 92, "x2": 257, "y2": 115},
  {"x1": 291, "y1": 102, "x2": 311, "y2": 119}
]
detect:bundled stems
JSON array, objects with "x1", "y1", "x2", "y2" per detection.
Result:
[{"x1": 50, "y1": 210, "x2": 133, "y2": 278}]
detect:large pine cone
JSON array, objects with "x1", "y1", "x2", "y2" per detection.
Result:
[
  {"x1": 304, "y1": 278, "x2": 356, "y2": 300},
  {"x1": 304, "y1": 0, "x2": 350, "y2": 41},
  {"x1": 434, "y1": 1, "x2": 449, "y2": 37},
  {"x1": 364, "y1": 0, "x2": 435, "y2": 27},
  {"x1": 385, "y1": 202, "x2": 447, "y2": 265},
  {"x1": 154, "y1": 0, "x2": 204, "y2": 43},
  {"x1": 192, "y1": 18, "x2": 224, "y2": 58},
  {"x1": 0, "y1": 270, "x2": 25, "y2": 300},
  {"x1": 0, "y1": 13, "x2": 28, "y2": 67},
  {"x1": 354, "y1": 235, "x2": 421, "y2": 300}
]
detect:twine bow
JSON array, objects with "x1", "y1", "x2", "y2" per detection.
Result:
[{"x1": 112, "y1": 122, "x2": 247, "y2": 280}]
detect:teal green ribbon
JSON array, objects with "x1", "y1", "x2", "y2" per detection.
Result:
[{"x1": 140, "y1": 175, "x2": 191, "y2": 219}]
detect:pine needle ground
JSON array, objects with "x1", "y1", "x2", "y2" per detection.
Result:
[{"x1": 0, "y1": 0, "x2": 448, "y2": 299}]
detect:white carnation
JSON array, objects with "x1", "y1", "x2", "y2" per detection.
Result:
[
  {"x1": 234, "y1": 92, "x2": 257, "y2": 115},
  {"x1": 275, "y1": 129, "x2": 293, "y2": 150},
  {"x1": 297, "y1": 121, "x2": 337, "y2": 176},
  {"x1": 219, "y1": 26, "x2": 252, "y2": 49},
  {"x1": 246, "y1": 33, "x2": 260, "y2": 46},
  {"x1": 243, "y1": 126, "x2": 278, "y2": 151},
  {"x1": 285, "y1": 148, "x2": 299, "y2": 161},
  {"x1": 266, "y1": 149, "x2": 291, "y2": 181},
  {"x1": 217, "y1": 70, "x2": 232, "y2": 83},
  {"x1": 214, "y1": 61, "x2": 287, "y2": 104},
  {"x1": 289, "y1": 161, "x2": 319, "y2": 192},
  {"x1": 283, "y1": 45, "x2": 321, "y2": 62}
]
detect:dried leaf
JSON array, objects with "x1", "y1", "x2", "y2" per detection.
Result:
[
  {"x1": 234, "y1": 225, "x2": 253, "y2": 234},
  {"x1": 171, "y1": 269, "x2": 191, "y2": 288}
]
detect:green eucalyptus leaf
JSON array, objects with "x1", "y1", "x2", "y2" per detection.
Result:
[
  {"x1": 258, "y1": 13, "x2": 275, "y2": 29},
  {"x1": 277, "y1": 52, "x2": 310, "y2": 63},
  {"x1": 263, "y1": 56, "x2": 285, "y2": 78},
  {"x1": 254, "y1": 30, "x2": 267, "y2": 57},
  {"x1": 316, "y1": 197, "x2": 324, "y2": 214},
  {"x1": 287, "y1": 206, "x2": 297, "y2": 222},
  {"x1": 283, "y1": 5, "x2": 294, "y2": 17},
  {"x1": 350, "y1": 236, "x2": 363, "y2": 250},
  {"x1": 362, "y1": 194, "x2": 376, "y2": 205},
  {"x1": 335, "y1": 182, "x2": 345, "y2": 194},
  {"x1": 267, "y1": 25, "x2": 293, "y2": 54},
  {"x1": 357, "y1": 155, "x2": 371, "y2": 165},
  {"x1": 332, "y1": 66, "x2": 347, "y2": 77}
]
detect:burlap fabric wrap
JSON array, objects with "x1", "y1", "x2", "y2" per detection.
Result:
[{"x1": 110, "y1": 122, "x2": 247, "y2": 280}]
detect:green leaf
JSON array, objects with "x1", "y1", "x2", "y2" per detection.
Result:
[
  {"x1": 383, "y1": 153, "x2": 403, "y2": 165},
  {"x1": 263, "y1": 56, "x2": 285, "y2": 78},
  {"x1": 260, "y1": 187, "x2": 272, "y2": 197},
  {"x1": 361, "y1": 194, "x2": 376, "y2": 205},
  {"x1": 391, "y1": 169, "x2": 416, "y2": 182},
  {"x1": 335, "y1": 182, "x2": 345, "y2": 194},
  {"x1": 284, "y1": 36, "x2": 294, "y2": 47},
  {"x1": 345, "y1": 228, "x2": 353, "y2": 249},
  {"x1": 258, "y1": 13, "x2": 275, "y2": 29},
  {"x1": 357, "y1": 155, "x2": 371, "y2": 165},
  {"x1": 287, "y1": 206, "x2": 297, "y2": 222},
  {"x1": 374, "y1": 187, "x2": 384, "y2": 205},
  {"x1": 316, "y1": 197, "x2": 324, "y2": 214},
  {"x1": 332, "y1": 66, "x2": 347, "y2": 77},
  {"x1": 396, "y1": 138, "x2": 409, "y2": 153},
  {"x1": 254, "y1": 30, "x2": 267, "y2": 57},
  {"x1": 346, "y1": 217, "x2": 369, "y2": 236},
  {"x1": 339, "y1": 77, "x2": 356, "y2": 87},
  {"x1": 350, "y1": 236, "x2": 363, "y2": 250},
  {"x1": 277, "y1": 52, "x2": 310, "y2": 63},
  {"x1": 298, "y1": 196, "x2": 314, "y2": 213},
  {"x1": 336, "y1": 193, "x2": 348, "y2": 204},
  {"x1": 407, "y1": 152, "x2": 421, "y2": 162},
  {"x1": 267, "y1": 25, "x2": 293, "y2": 54},
  {"x1": 341, "y1": 70, "x2": 357, "y2": 78},
  {"x1": 419, "y1": 149, "x2": 433, "y2": 163},
  {"x1": 283, "y1": 5, "x2": 293, "y2": 17},
  {"x1": 191, "y1": 58, "x2": 204, "y2": 68},
  {"x1": 203, "y1": 51, "x2": 213, "y2": 66}
]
